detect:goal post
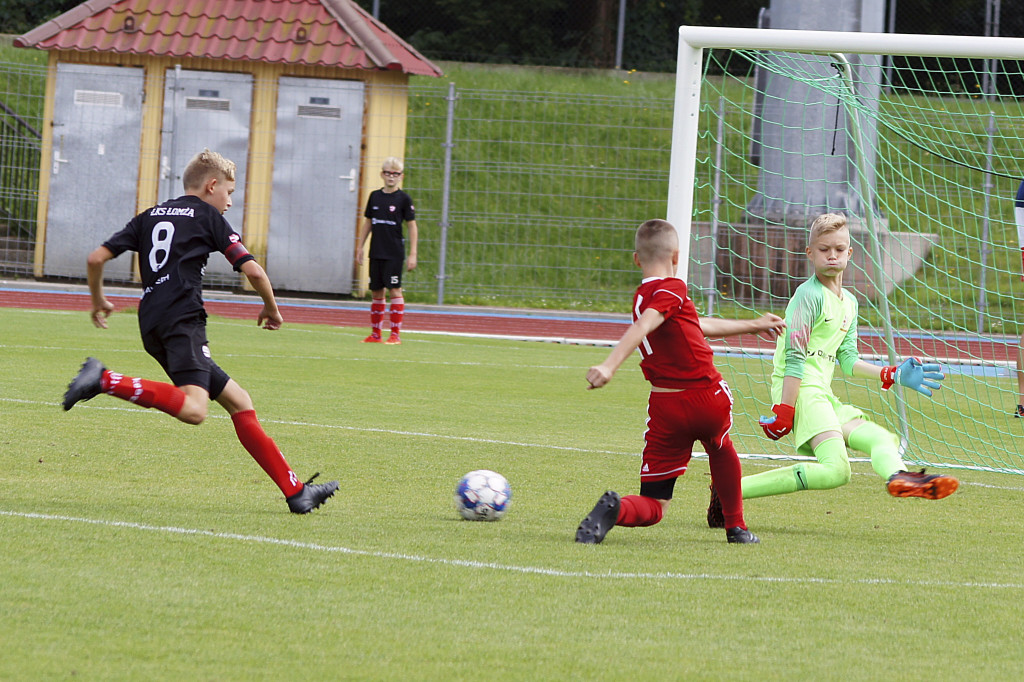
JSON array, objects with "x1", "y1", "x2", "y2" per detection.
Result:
[
  {"x1": 670, "y1": 26, "x2": 1024, "y2": 474},
  {"x1": 669, "y1": 25, "x2": 1024, "y2": 268}
]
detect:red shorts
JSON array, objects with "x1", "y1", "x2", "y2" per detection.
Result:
[{"x1": 640, "y1": 380, "x2": 735, "y2": 482}]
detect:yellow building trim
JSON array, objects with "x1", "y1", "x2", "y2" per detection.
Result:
[
  {"x1": 138, "y1": 59, "x2": 167, "y2": 213},
  {"x1": 32, "y1": 52, "x2": 58, "y2": 277},
  {"x1": 245, "y1": 62, "x2": 279, "y2": 265}
]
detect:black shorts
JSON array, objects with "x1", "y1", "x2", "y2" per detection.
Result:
[
  {"x1": 368, "y1": 257, "x2": 404, "y2": 291},
  {"x1": 140, "y1": 317, "x2": 230, "y2": 399}
]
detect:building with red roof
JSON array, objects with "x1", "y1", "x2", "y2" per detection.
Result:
[{"x1": 17, "y1": 0, "x2": 442, "y2": 295}]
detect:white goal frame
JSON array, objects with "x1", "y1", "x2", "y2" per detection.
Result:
[{"x1": 667, "y1": 25, "x2": 1024, "y2": 274}]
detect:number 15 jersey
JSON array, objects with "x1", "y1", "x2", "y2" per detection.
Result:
[{"x1": 102, "y1": 195, "x2": 255, "y2": 333}]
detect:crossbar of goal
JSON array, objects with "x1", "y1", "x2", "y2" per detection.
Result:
[{"x1": 667, "y1": 25, "x2": 1024, "y2": 273}]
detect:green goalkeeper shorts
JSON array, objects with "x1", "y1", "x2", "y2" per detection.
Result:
[{"x1": 776, "y1": 387, "x2": 865, "y2": 451}]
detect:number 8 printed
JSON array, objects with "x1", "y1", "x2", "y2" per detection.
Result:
[{"x1": 149, "y1": 221, "x2": 175, "y2": 272}]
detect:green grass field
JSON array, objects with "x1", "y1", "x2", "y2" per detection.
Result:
[{"x1": 3, "y1": 305, "x2": 1024, "y2": 680}]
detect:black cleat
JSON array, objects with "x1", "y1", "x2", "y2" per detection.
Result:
[
  {"x1": 726, "y1": 526, "x2": 760, "y2": 544},
  {"x1": 575, "y1": 490, "x2": 621, "y2": 544},
  {"x1": 707, "y1": 484, "x2": 725, "y2": 529},
  {"x1": 286, "y1": 473, "x2": 339, "y2": 514},
  {"x1": 1015, "y1": 404, "x2": 1024, "y2": 418},
  {"x1": 63, "y1": 357, "x2": 105, "y2": 411}
]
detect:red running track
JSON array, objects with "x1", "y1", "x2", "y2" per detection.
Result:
[
  {"x1": 0, "y1": 287, "x2": 632, "y2": 343},
  {"x1": 1, "y1": 286, "x2": 1016, "y2": 362}
]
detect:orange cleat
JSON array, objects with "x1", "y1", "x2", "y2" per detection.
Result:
[{"x1": 886, "y1": 469, "x2": 959, "y2": 500}]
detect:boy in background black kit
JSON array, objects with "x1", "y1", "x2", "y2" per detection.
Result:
[{"x1": 356, "y1": 157, "x2": 419, "y2": 344}]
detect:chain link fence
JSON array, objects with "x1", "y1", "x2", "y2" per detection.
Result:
[
  {"x1": 0, "y1": 57, "x2": 42, "y2": 277},
  {"x1": 0, "y1": 59, "x2": 673, "y2": 310},
  {"x1": 401, "y1": 82, "x2": 672, "y2": 308}
]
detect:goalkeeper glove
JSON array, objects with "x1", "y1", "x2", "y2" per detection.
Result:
[
  {"x1": 880, "y1": 357, "x2": 944, "y2": 397},
  {"x1": 759, "y1": 403, "x2": 795, "y2": 440}
]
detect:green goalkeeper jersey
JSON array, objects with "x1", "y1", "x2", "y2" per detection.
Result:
[{"x1": 771, "y1": 275, "x2": 860, "y2": 394}]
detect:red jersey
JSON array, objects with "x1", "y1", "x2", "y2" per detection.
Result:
[{"x1": 633, "y1": 277, "x2": 722, "y2": 389}]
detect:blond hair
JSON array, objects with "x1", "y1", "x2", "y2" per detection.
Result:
[
  {"x1": 808, "y1": 213, "x2": 848, "y2": 246},
  {"x1": 182, "y1": 148, "x2": 236, "y2": 191},
  {"x1": 382, "y1": 156, "x2": 404, "y2": 173},
  {"x1": 635, "y1": 219, "x2": 679, "y2": 263}
]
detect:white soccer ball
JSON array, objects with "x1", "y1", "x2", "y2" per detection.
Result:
[{"x1": 454, "y1": 469, "x2": 511, "y2": 521}]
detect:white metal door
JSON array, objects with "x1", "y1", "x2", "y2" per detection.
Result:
[
  {"x1": 161, "y1": 68, "x2": 253, "y2": 287},
  {"x1": 267, "y1": 77, "x2": 365, "y2": 293},
  {"x1": 45, "y1": 64, "x2": 143, "y2": 279}
]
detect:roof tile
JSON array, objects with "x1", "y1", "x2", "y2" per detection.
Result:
[{"x1": 15, "y1": 0, "x2": 442, "y2": 76}]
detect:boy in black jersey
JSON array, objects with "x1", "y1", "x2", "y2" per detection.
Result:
[
  {"x1": 62, "y1": 149, "x2": 337, "y2": 514},
  {"x1": 355, "y1": 157, "x2": 418, "y2": 344}
]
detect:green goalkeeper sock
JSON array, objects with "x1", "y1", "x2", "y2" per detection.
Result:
[
  {"x1": 847, "y1": 421, "x2": 904, "y2": 479},
  {"x1": 742, "y1": 437, "x2": 851, "y2": 499}
]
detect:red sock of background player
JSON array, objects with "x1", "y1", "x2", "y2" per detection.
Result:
[
  {"x1": 389, "y1": 296, "x2": 404, "y2": 336},
  {"x1": 102, "y1": 370, "x2": 186, "y2": 416},
  {"x1": 708, "y1": 442, "x2": 747, "y2": 530},
  {"x1": 231, "y1": 410, "x2": 302, "y2": 497},
  {"x1": 616, "y1": 495, "x2": 664, "y2": 527},
  {"x1": 370, "y1": 298, "x2": 385, "y2": 338}
]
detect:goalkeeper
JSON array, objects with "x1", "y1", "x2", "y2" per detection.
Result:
[{"x1": 709, "y1": 213, "x2": 958, "y2": 525}]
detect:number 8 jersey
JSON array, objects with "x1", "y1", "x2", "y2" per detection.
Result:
[{"x1": 102, "y1": 195, "x2": 255, "y2": 333}]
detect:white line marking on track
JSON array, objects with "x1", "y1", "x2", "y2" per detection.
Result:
[{"x1": 4, "y1": 509, "x2": 1023, "y2": 589}]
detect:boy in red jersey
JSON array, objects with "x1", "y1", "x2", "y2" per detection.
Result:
[
  {"x1": 62, "y1": 149, "x2": 337, "y2": 514},
  {"x1": 576, "y1": 219, "x2": 784, "y2": 544}
]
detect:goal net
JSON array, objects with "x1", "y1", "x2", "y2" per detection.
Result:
[{"x1": 669, "y1": 27, "x2": 1024, "y2": 474}]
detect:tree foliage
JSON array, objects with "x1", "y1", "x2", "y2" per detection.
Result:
[
  {"x1": 2, "y1": 0, "x2": 1020, "y2": 72},
  {"x1": 0, "y1": 0, "x2": 81, "y2": 35},
  {"x1": 355, "y1": 0, "x2": 1024, "y2": 71}
]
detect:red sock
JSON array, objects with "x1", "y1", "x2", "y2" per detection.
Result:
[
  {"x1": 230, "y1": 410, "x2": 302, "y2": 497},
  {"x1": 389, "y1": 296, "x2": 404, "y2": 336},
  {"x1": 102, "y1": 370, "x2": 186, "y2": 416},
  {"x1": 616, "y1": 495, "x2": 664, "y2": 527},
  {"x1": 370, "y1": 298, "x2": 385, "y2": 338},
  {"x1": 708, "y1": 441, "x2": 747, "y2": 530}
]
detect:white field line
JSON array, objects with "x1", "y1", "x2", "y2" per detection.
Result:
[
  {"x1": 3, "y1": 509, "x2": 1023, "y2": 590},
  {"x1": 0, "y1": 340, "x2": 592, "y2": 369},
  {"x1": 6, "y1": 396, "x2": 1024, "y2": 484}
]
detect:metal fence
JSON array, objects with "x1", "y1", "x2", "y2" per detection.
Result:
[
  {"x1": 403, "y1": 82, "x2": 673, "y2": 308},
  {"x1": 0, "y1": 60, "x2": 674, "y2": 310},
  {"x1": 0, "y1": 60, "x2": 42, "y2": 276}
]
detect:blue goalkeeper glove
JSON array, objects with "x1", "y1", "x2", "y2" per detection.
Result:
[{"x1": 880, "y1": 357, "x2": 944, "y2": 397}]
